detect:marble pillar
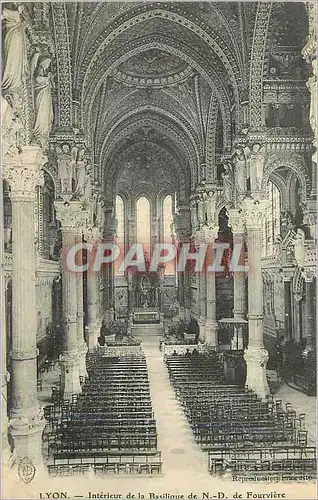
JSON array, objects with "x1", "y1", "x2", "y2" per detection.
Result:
[
  {"x1": 243, "y1": 199, "x2": 270, "y2": 399},
  {"x1": 228, "y1": 209, "x2": 247, "y2": 349},
  {"x1": 283, "y1": 274, "x2": 293, "y2": 339},
  {"x1": 302, "y1": 2, "x2": 317, "y2": 167},
  {"x1": 85, "y1": 227, "x2": 102, "y2": 351},
  {"x1": 4, "y1": 146, "x2": 46, "y2": 466},
  {"x1": 75, "y1": 234, "x2": 88, "y2": 379},
  {"x1": 304, "y1": 273, "x2": 315, "y2": 352},
  {"x1": 205, "y1": 227, "x2": 218, "y2": 347},
  {"x1": 54, "y1": 201, "x2": 88, "y2": 400},
  {"x1": 198, "y1": 264, "x2": 206, "y2": 342},
  {"x1": 1, "y1": 179, "x2": 10, "y2": 465}
]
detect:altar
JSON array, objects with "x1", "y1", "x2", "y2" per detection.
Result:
[{"x1": 132, "y1": 308, "x2": 161, "y2": 324}]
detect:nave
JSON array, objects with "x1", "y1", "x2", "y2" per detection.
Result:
[
  {"x1": 1, "y1": 3, "x2": 317, "y2": 497},
  {"x1": 37, "y1": 334, "x2": 316, "y2": 486}
]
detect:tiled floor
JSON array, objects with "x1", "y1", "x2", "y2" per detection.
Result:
[{"x1": 275, "y1": 383, "x2": 316, "y2": 444}]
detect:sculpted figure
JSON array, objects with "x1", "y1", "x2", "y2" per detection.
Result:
[
  {"x1": 1, "y1": 96, "x2": 24, "y2": 157},
  {"x1": 56, "y1": 144, "x2": 75, "y2": 194},
  {"x1": 222, "y1": 160, "x2": 234, "y2": 203},
  {"x1": 250, "y1": 143, "x2": 265, "y2": 192},
  {"x1": 97, "y1": 200, "x2": 106, "y2": 232},
  {"x1": 2, "y1": 6, "x2": 28, "y2": 91},
  {"x1": 33, "y1": 55, "x2": 54, "y2": 146},
  {"x1": 294, "y1": 228, "x2": 306, "y2": 267},
  {"x1": 234, "y1": 148, "x2": 247, "y2": 195},
  {"x1": 83, "y1": 172, "x2": 93, "y2": 203},
  {"x1": 303, "y1": 212, "x2": 316, "y2": 241},
  {"x1": 73, "y1": 146, "x2": 87, "y2": 197},
  {"x1": 152, "y1": 215, "x2": 160, "y2": 239}
]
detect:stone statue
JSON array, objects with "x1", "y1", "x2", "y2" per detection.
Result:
[
  {"x1": 250, "y1": 143, "x2": 265, "y2": 192},
  {"x1": 1, "y1": 96, "x2": 24, "y2": 157},
  {"x1": 73, "y1": 146, "x2": 87, "y2": 197},
  {"x1": 33, "y1": 55, "x2": 54, "y2": 147},
  {"x1": 294, "y1": 228, "x2": 306, "y2": 267},
  {"x1": 303, "y1": 212, "x2": 316, "y2": 241},
  {"x1": 222, "y1": 160, "x2": 233, "y2": 203},
  {"x1": 307, "y1": 60, "x2": 317, "y2": 139},
  {"x1": 2, "y1": 6, "x2": 28, "y2": 91},
  {"x1": 97, "y1": 200, "x2": 106, "y2": 233},
  {"x1": 56, "y1": 144, "x2": 75, "y2": 195},
  {"x1": 233, "y1": 148, "x2": 247, "y2": 195},
  {"x1": 83, "y1": 172, "x2": 93, "y2": 204},
  {"x1": 152, "y1": 215, "x2": 160, "y2": 239}
]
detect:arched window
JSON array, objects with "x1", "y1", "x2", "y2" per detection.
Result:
[
  {"x1": 115, "y1": 195, "x2": 125, "y2": 276},
  {"x1": 116, "y1": 195, "x2": 125, "y2": 245},
  {"x1": 136, "y1": 196, "x2": 150, "y2": 254},
  {"x1": 163, "y1": 194, "x2": 175, "y2": 275},
  {"x1": 262, "y1": 181, "x2": 281, "y2": 256}
]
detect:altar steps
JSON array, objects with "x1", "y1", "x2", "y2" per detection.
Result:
[{"x1": 132, "y1": 324, "x2": 164, "y2": 338}]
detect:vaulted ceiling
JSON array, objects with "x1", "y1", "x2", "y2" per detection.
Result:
[{"x1": 47, "y1": 1, "x2": 309, "y2": 204}]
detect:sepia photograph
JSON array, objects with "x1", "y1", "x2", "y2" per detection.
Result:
[{"x1": 0, "y1": 1, "x2": 317, "y2": 499}]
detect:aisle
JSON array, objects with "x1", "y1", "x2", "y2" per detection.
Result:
[
  {"x1": 142, "y1": 337, "x2": 210, "y2": 484},
  {"x1": 275, "y1": 383, "x2": 317, "y2": 445}
]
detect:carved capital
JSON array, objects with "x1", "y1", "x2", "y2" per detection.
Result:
[
  {"x1": 244, "y1": 346, "x2": 269, "y2": 367},
  {"x1": 242, "y1": 198, "x2": 270, "y2": 230},
  {"x1": 84, "y1": 225, "x2": 101, "y2": 243},
  {"x1": 228, "y1": 208, "x2": 245, "y2": 234},
  {"x1": 54, "y1": 201, "x2": 89, "y2": 232},
  {"x1": 303, "y1": 268, "x2": 316, "y2": 283},
  {"x1": 3, "y1": 146, "x2": 46, "y2": 198},
  {"x1": 9, "y1": 407, "x2": 45, "y2": 432},
  {"x1": 11, "y1": 348, "x2": 38, "y2": 361}
]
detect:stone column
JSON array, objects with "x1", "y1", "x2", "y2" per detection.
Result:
[
  {"x1": 304, "y1": 271, "x2": 315, "y2": 352},
  {"x1": 4, "y1": 146, "x2": 45, "y2": 465},
  {"x1": 283, "y1": 271, "x2": 293, "y2": 339},
  {"x1": 85, "y1": 227, "x2": 102, "y2": 351},
  {"x1": 54, "y1": 201, "x2": 88, "y2": 400},
  {"x1": 228, "y1": 209, "x2": 247, "y2": 349},
  {"x1": 1, "y1": 179, "x2": 10, "y2": 466},
  {"x1": 205, "y1": 226, "x2": 219, "y2": 347},
  {"x1": 243, "y1": 199, "x2": 270, "y2": 399},
  {"x1": 228, "y1": 210, "x2": 247, "y2": 319},
  {"x1": 75, "y1": 234, "x2": 88, "y2": 379},
  {"x1": 198, "y1": 249, "x2": 206, "y2": 342},
  {"x1": 302, "y1": 2, "x2": 317, "y2": 168}
]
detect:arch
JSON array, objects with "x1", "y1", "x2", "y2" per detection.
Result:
[
  {"x1": 83, "y1": 39, "x2": 232, "y2": 152},
  {"x1": 101, "y1": 112, "x2": 195, "y2": 197},
  {"x1": 268, "y1": 171, "x2": 289, "y2": 210},
  {"x1": 51, "y1": 3, "x2": 72, "y2": 127},
  {"x1": 249, "y1": 2, "x2": 272, "y2": 128},
  {"x1": 263, "y1": 154, "x2": 310, "y2": 202},
  {"x1": 100, "y1": 106, "x2": 200, "y2": 167},
  {"x1": 136, "y1": 195, "x2": 151, "y2": 248},
  {"x1": 81, "y1": 8, "x2": 242, "y2": 109},
  {"x1": 205, "y1": 93, "x2": 219, "y2": 182}
]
